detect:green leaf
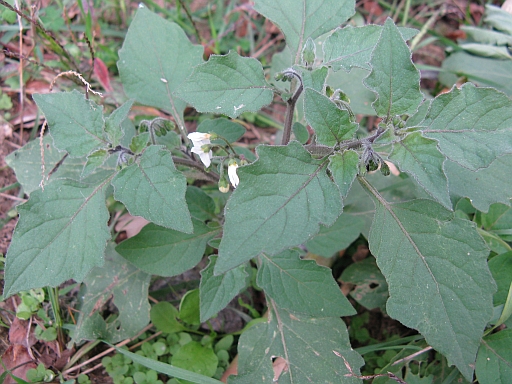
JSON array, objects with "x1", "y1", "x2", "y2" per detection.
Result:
[
  {"x1": 360, "y1": 177, "x2": 495, "y2": 381},
  {"x1": 199, "y1": 256, "x2": 248, "y2": 322},
  {"x1": 33, "y1": 91, "x2": 107, "y2": 157},
  {"x1": 304, "y1": 88, "x2": 358, "y2": 146},
  {"x1": 419, "y1": 84, "x2": 512, "y2": 170},
  {"x1": 302, "y1": 37, "x2": 316, "y2": 67},
  {"x1": 216, "y1": 142, "x2": 342, "y2": 274},
  {"x1": 129, "y1": 132, "x2": 150, "y2": 154},
  {"x1": 364, "y1": 18, "x2": 423, "y2": 118},
  {"x1": 389, "y1": 132, "x2": 451, "y2": 209},
  {"x1": 327, "y1": 67, "x2": 376, "y2": 115},
  {"x1": 116, "y1": 220, "x2": 219, "y2": 277},
  {"x1": 72, "y1": 244, "x2": 151, "y2": 343},
  {"x1": 105, "y1": 99, "x2": 133, "y2": 147},
  {"x1": 112, "y1": 345, "x2": 223, "y2": 384},
  {"x1": 82, "y1": 149, "x2": 109, "y2": 177},
  {"x1": 253, "y1": 0, "x2": 355, "y2": 63},
  {"x1": 476, "y1": 329, "x2": 512, "y2": 384},
  {"x1": 257, "y1": 250, "x2": 356, "y2": 317},
  {"x1": 185, "y1": 186, "x2": 216, "y2": 222},
  {"x1": 481, "y1": 204, "x2": 512, "y2": 242},
  {"x1": 111, "y1": 146, "x2": 192, "y2": 233},
  {"x1": 151, "y1": 302, "x2": 184, "y2": 334},
  {"x1": 179, "y1": 289, "x2": 201, "y2": 325},
  {"x1": 171, "y1": 342, "x2": 218, "y2": 379},
  {"x1": 488, "y1": 251, "x2": 512, "y2": 306},
  {"x1": 328, "y1": 150, "x2": 359, "y2": 198},
  {"x1": 175, "y1": 51, "x2": 273, "y2": 118},
  {"x1": 445, "y1": 154, "x2": 512, "y2": 212},
  {"x1": 440, "y1": 52, "x2": 512, "y2": 97},
  {"x1": 4, "y1": 179, "x2": 110, "y2": 297},
  {"x1": 340, "y1": 257, "x2": 389, "y2": 311},
  {"x1": 323, "y1": 25, "x2": 418, "y2": 72},
  {"x1": 292, "y1": 122, "x2": 309, "y2": 144},
  {"x1": 301, "y1": 66, "x2": 328, "y2": 92},
  {"x1": 196, "y1": 118, "x2": 246, "y2": 144},
  {"x1": 232, "y1": 305, "x2": 363, "y2": 383},
  {"x1": 485, "y1": 4, "x2": 512, "y2": 34},
  {"x1": 117, "y1": 6, "x2": 203, "y2": 125},
  {"x1": 305, "y1": 213, "x2": 364, "y2": 257},
  {"x1": 6, "y1": 136, "x2": 79, "y2": 195},
  {"x1": 150, "y1": 301, "x2": 185, "y2": 333}
]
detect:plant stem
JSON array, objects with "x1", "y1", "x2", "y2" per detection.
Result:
[
  {"x1": 172, "y1": 157, "x2": 220, "y2": 182},
  {"x1": 281, "y1": 73, "x2": 304, "y2": 145}
]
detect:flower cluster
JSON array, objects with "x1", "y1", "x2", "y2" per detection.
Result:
[{"x1": 187, "y1": 131, "x2": 240, "y2": 191}]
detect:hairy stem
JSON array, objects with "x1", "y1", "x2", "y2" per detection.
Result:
[{"x1": 281, "y1": 70, "x2": 304, "y2": 145}]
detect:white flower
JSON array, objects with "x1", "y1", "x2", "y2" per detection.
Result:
[
  {"x1": 188, "y1": 132, "x2": 212, "y2": 167},
  {"x1": 228, "y1": 160, "x2": 239, "y2": 188}
]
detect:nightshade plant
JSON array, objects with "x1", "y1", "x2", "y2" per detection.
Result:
[{"x1": 4, "y1": 0, "x2": 512, "y2": 383}]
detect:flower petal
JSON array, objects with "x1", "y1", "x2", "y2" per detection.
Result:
[{"x1": 228, "y1": 163, "x2": 239, "y2": 188}]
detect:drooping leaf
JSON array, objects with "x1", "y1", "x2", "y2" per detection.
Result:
[
  {"x1": 72, "y1": 244, "x2": 151, "y2": 344},
  {"x1": 360, "y1": 177, "x2": 495, "y2": 381},
  {"x1": 175, "y1": 51, "x2": 273, "y2": 118},
  {"x1": 253, "y1": 0, "x2": 355, "y2": 63},
  {"x1": 104, "y1": 99, "x2": 134, "y2": 147},
  {"x1": 216, "y1": 141, "x2": 342, "y2": 274},
  {"x1": 33, "y1": 91, "x2": 107, "y2": 157},
  {"x1": 117, "y1": 6, "x2": 203, "y2": 124},
  {"x1": 304, "y1": 88, "x2": 358, "y2": 146},
  {"x1": 323, "y1": 25, "x2": 418, "y2": 72},
  {"x1": 200, "y1": 256, "x2": 248, "y2": 322},
  {"x1": 364, "y1": 18, "x2": 423, "y2": 118},
  {"x1": 488, "y1": 251, "x2": 512, "y2": 306},
  {"x1": 305, "y1": 213, "x2": 364, "y2": 257},
  {"x1": 231, "y1": 305, "x2": 363, "y2": 383},
  {"x1": 340, "y1": 257, "x2": 389, "y2": 311},
  {"x1": 419, "y1": 84, "x2": 512, "y2": 170},
  {"x1": 481, "y1": 204, "x2": 512, "y2": 242},
  {"x1": 111, "y1": 146, "x2": 193, "y2": 233},
  {"x1": 476, "y1": 329, "x2": 512, "y2": 384},
  {"x1": 4, "y1": 179, "x2": 110, "y2": 297},
  {"x1": 257, "y1": 250, "x2": 355, "y2": 317},
  {"x1": 328, "y1": 149, "x2": 360, "y2": 198},
  {"x1": 116, "y1": 220, "x2": 219, "y2": 277},
  {"x1": 445, "y1": 154, "x2": 512, "y2": 212},
  {"x1": 389, "y1": 132, "x2": 451, "y2": 209}
]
